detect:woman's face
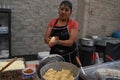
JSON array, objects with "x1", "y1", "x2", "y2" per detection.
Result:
[{"x1": 58, "y1": 4, "x2": 72, "y2": 20}]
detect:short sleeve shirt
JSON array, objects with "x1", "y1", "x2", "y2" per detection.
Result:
[{"x1": 48, "y1": 18, "x2": 79, "y2": 32}]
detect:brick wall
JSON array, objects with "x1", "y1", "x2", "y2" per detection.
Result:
[
  {"x1": 10, "y1": 0, "x2": 78, "y2": 55},
  {"x1": 0, "y1": 0, "x2": 120, "y2": 56},
  {"x1": 86, "y1": 0, "x2": 120, "y2": 37}
]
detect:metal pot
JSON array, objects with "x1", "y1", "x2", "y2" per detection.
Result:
[
  {"x1": 40, "y1": 62, "x2": 80, "y2": 80},
  {"x1": 81, "y1": 38, "x2": 94, "y2": 47},
  {"x1": 37, "y1": 54, "x2": 65, "y2": 79}
]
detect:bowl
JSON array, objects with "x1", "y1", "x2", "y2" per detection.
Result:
[
  {"x1": 22, "y1": 68, "x2": 35, "y2": 78},
  {"x1": 40, "y1": 62, "x2": 79, "y2": 80},
  {"x1": 91, "y1": 35, "x2": 98, "y2": 39}
]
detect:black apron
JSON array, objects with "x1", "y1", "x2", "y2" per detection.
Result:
[{"x1": 50, "y1": 19, "x2": 79, "y2": 66}]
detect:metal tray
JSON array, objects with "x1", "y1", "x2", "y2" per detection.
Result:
[
  {"x1": 80, "y1": 60, "x2": 120, "y2": 80},
  {"x1": 0, "y1": 58, "x2": 26, "y2": 72},
  {"x1": 95, "y1": 37, "x2": 120, "y2": 46},
  {"x1": 93, "y1": 68, "x2": 120, "y2": 80},
  {"x1": 98, "y1": 76, "x2": 120, "y2": 80}
]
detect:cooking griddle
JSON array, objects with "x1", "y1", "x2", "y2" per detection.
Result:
[{"x1": 0, "y1": 58, "x2": 26, "y2": 80}]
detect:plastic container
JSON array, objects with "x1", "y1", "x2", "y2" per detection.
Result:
[
  {"x1": 0, "y1": 26, "x2": 8, "y2": 34},
  {"x1": 22, "y1": 68, "x2": 35, "y2": 79},
  {"x1": 112, "y1": 31, "x2": 120, "y2": 38},
  {"x1": 37, "y1": 51, "x2": 49, "y2": 60},
  {"x1": 92, "y1": 35, "x2": 99, "y2": 39},
  {"x1": 93, "y1": 52, "x2": 101, "y2": 64}
]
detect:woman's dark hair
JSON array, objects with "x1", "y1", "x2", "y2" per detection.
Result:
[{"x1": 59, "y1": 0, "x2": 72, "y2": 11}]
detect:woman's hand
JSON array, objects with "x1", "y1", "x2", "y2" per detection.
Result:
[
  {"x1": 45, "y1": 37, "x2": 50, "y2": 44},
  {"x1": 48, "y1": 36, "x2": 59, "y2": 47}
]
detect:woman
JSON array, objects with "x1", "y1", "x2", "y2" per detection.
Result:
[{"x1": 44, "y1": 0, "x2": 80, "y2": 66}]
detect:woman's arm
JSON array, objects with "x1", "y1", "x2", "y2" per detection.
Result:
[
  {"x1": 58, "y1": 28, "x2": 79, "y2": 46},
  {"x1": 48, "y1": 28, "x2": 79, "y2": 47},
  {"x1": 44, "y1": 26, "x2": 52, "y2": 44}
]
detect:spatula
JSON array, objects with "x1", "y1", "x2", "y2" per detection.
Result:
[
  {"x1": 76, "y1": 56, "x2": 88, "y2": 80},
  {"x1": 76, "y1": 56, "x2": 86, "y2": 75}
]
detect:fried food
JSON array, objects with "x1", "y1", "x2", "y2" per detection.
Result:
[
  {"x1": 49, "y1": 37, "x2": 56, "y2": 43},
  {"x1": 43, "y1": 68, "x2": 74, "y2": 80}
]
